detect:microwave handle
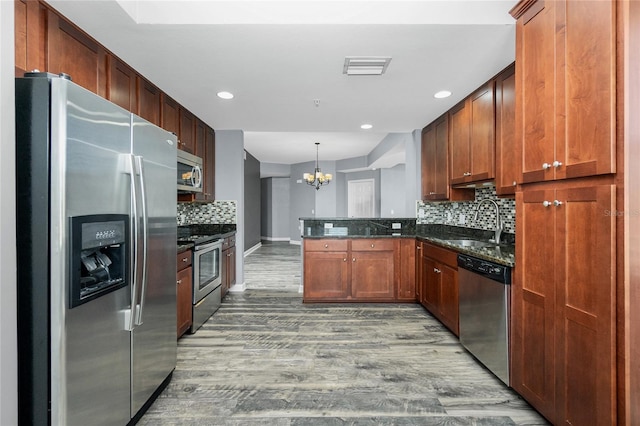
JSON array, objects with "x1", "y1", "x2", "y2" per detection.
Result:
[{"x1": 191, "y1": 165, "x2": 202, "y2": 189}]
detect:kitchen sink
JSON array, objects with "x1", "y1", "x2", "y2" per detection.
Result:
[{"x1": 444, "y1": 239, "x2": 498, "y2": 248}]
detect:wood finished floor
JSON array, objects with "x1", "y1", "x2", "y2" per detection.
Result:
[{"x1": 139, "y1": 242, "x2": 548, "y2": 425}]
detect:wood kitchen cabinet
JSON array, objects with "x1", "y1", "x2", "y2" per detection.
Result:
[
  {"x1": 495, "y1": 64, "x2": 517, "y2": 196},
  {"x1": 512, "y1": 184, "x2": 616, "y2": 424},
  {"x1": 161, "y1": 93, "x2": 179, "y2": 137},
  {"x1": 137, "y1": 77, "x2": 161, "y2": 126},
  {"x1": 194, "y1": 122, "x2": 216, "y2": 201},
  {"x1": 422, "y1": 115, "x2": 473, "y2": 202},
  {"x1": 511, "y1": 0, "x2": 616, "y2": 184},
  {"x1": 107, "y1": 56, "x2": 137, "y2": 112},
  {"x1": 221, "y1": 233, "x2": 236, "y2": 298},
  {"x1": 449, "y1": 81, "x2": 495, "y2": 186},
  {"x1": 176, "y1": 250, "x2": 193, "y2": 339},
  {"x1": 15, "y1": 0, "x2": 44, "y2": 76},
  {"x1": 350, "y1": 239, "x2": 395, "y2": 300},
  {"x1": 303, "y1": 238, "x2": 413, "y2": 302},
  {"x1": 179, "y1": 108, "x2": 196, "y2": 154},
  {"x1": 419, "y1": 242, "x2": 459, "y2": 336},
  {"x1": 46, "y1": 10, "x2": 108, "y2": 97}
]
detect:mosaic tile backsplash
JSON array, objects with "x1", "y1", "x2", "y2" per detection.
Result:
[
  {"x1": 177, "y1": 200, "x2": 237, "y2": 225},
  {"x1": 416, "y1": 187, "x2": 516, "y2": 235}
]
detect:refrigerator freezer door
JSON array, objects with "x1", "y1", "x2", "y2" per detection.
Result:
[
  {"x1": 130, "y1": 116, "x2": 178, "y2": 416},
  {"x1": 51, "y1": 79, "x2": 132, "y2": 425}
]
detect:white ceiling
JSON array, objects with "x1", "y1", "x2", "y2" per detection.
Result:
[{"x1": 45, "y1": 0, "x2": 517, "y2": 165}]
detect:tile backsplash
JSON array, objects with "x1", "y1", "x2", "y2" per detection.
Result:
[
  {"x1": 177, "y1": 200, "x2": 237, "y2": 225},
  {"x1": 416, "y1": 187, "x2": 515, "y2": 234}
]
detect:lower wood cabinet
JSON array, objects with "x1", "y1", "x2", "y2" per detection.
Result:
[
  {"x1": 176, "y1": 250, "x2": 193, "y2": 339},
  {"x1": 221, "y1": 233, "x2": 236, "y2": 298},
  {"x1": 418, "y1": 241, "x2": 459, "y2": 336},
  {"x1": 303, "y1": 238, "x2": 415, "y2": 302},
  {"x1": 512, "y1": 183, "x2": 616, "y2": 424}
]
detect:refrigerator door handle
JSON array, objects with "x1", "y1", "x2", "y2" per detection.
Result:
[
  {"x1": 122, "y1": 153, "x2": 138, "y2": 331},
  {"x1": 134, "y1": 155, "x2": 148, "y2": 326}
]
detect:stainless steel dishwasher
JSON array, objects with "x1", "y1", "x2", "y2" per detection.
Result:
[{"x1": 457, "y1": 253, "x2": 512, "y2": 386}]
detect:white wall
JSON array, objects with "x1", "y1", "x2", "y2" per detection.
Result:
[
  {"x1": 381, "y1": 164, "x2": 407, "y2": 216},
  {"x1": 215, "y1": 130, "x2": 245, "y2": 289},
  {"x1": 0, "y1": 1, "x2": 17, "y2": 423}
]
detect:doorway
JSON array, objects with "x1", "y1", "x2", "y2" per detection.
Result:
[{"x1": 348, "y1": 178, "x2": 375, "y2": 218}]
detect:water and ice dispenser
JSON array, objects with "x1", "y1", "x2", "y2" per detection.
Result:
[{"x1": 69, "y1": 214, "x2": 128, "y2": 308}]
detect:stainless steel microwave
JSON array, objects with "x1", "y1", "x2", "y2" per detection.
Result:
[{"x1": 177, "y1": 150, "x2": 203, "y2": 193}]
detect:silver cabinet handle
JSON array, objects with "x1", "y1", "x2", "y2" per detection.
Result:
[
  {"x1": 353, "y1": 258, "x2": 356, "y2": 262},
  {"x1": 513, "y1": 181, "x2": 517, "y2": 186},
  {"x1": 429, "y1": 191, "x2": 436, "y2": 195},
  {"x1": 343, "y1": 258, "x2": 347, "y2": 262},
  {"x1": 434, "y1": 268, "x2": 441, "y2": 273},
  {"x1": 177, "y1": 279, "x2": 182, "y2": 285},
  {"x1": 371, "y1": 244, "x2": 375, "y2": 248},
  {"x1": 463, "y1": 172, "x2": 471, "y2": 176},
  {"x1": 182, "y1": 257, "x2": 188, "y2": 262},
  {"x1": 416, "y1": 246, "x2": 421, "y2": 250},
  {"x1": 554, "y1": 200, "x2": 563, "y2": 207},
  {"x1": 553, "y1": 160, "x2": 562, "y2": 168},
  {"x1": 542, "y1": 162, "x2": 551, "y2": 170},
  {"x1": 324, "y1": 244, "x2": 329, "y2": 248},
  {"x1": 543, "y1": 201, "x2": 552, "y2": 207}
]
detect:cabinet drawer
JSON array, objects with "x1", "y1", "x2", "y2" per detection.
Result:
[
  {"x1": 423, "y1": 243, "x2": 457, "y2": 267},
  {"x1": 305, "y1": 239, "x2": 348, "y2": 252},
  {"x1": 222, "y1": 235, "x2": 236, "y2": 250},
  {"x1": 351, "y1": 239, "x2": 395, "y2": 251},
  {"x1": 177, "y1": 250, "x2": 192, "y2": 271}
]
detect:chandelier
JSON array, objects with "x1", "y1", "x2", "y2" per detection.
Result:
[{"x1": 303, "y1": 142, "x2": 332, "y2": 190}]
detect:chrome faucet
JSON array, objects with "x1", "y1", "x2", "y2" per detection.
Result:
[{"x1": 474, "y1": 199, "x2": 503, "y2": 243}]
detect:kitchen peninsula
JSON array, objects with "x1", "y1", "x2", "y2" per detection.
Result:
[{"x1": 300, "y1": 217, "x2": 514, "y2": 304}]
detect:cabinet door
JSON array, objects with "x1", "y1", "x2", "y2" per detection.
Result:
[
  {"x1": 554, "y1": 185, "x2": 615, "y2": 425},
  {"x1": 495, "y1": 64, "x2": 518, "y2": 196},
  {"x1": 513, "y1": 189, "x2": 557, "y2": 421},
  {"x1": 515, "y1": 0, "x2": 556, "y2": 184},
  {"x1": 15, "y1": 0, "x2": 43, "y2": 75},
  {"x1": 449, "y1": 100, "x2": 471, "y2": 185},
  {"x1": 397, "y1": 239, "x2": 416, "y2": 301},
  {"x1": 415, "y1": 242, "x2": 423, "y2": 302},
  {"x1": 179, "y1": 108, "x2": 195, "y2": 154},
  {"x1": 422, "y1": 257, "x2": 440, "y2": 315},
  {"x1": 176, "y1": 266, "x2": 192, "y2": 338},
  {"x1": 46, "y1": 10, "x2": 107, "y2": 97},
  {"x1": 197, "y1": 125, "x2": 215, "y2": 201},
  {"x1": 558, "y1": 0, "x2": 616, "y2": 179},
  {"x1": 228, "y1": 246, "x2": 236, "y2": 289},
  {"x1": 351, "y1": 250, "x2": 395, "y2": 300},
  {"x1": 421, "y1": 126, "x2": 435, "y2": 199},
  {"x1": 469, "y1": 81, "x2": 495, "y2": 182},
  {"x1": 137, "y1": 78, "x2": 161, "y2": 126},
  {"x1": 303, "y1": 251, "x2": 349, "y2": 300},
  {"x1": 108, "y1": 56, "x2": 136, "y2": 112},
  {"x1": 221, "y1": 248, "x2": 229, "y2": 299},
  {"x1": 438, "y1": 264, "x2": 459, "y2": 336},
  {"x1": 161, "y1": 94, "x2": 179, "y2": 136}
]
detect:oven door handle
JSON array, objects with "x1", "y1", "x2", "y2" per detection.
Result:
[{"x1": 134, "y1": 155, "x2": 148, "y2": 326}]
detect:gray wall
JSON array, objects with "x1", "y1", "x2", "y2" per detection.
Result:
[
  {"x1": 407, "y1": 129, "x2": 422, "y2": 213},
  {"x1": 243, "y1": 150, "x2": 261, "y2": 250},
  {"x1": 289, "y1": 161, "x2": 316, "y2": 242},
  {"x1": 381, "y1": 164, "x2": 407, "y2": 217},
  {"x1": 260, "y1": 162, "x2": 291, "y2": 178},
  {"x1": 215, "y1": 130, "x2": 245, "y2": 287},
  {"x1": 0, "y1": 2, "x2": 17, "y2": 422},
  {"x1": 261, "y1": 177, "x2": 291, "y2": 240}
]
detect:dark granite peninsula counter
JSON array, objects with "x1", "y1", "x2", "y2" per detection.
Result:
[{"x1": 299, "y1": 218, "x2": 514, "y2": 267}]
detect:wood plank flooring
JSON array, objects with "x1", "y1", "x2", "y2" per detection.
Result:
[{"x1": 139, "y1": 242, "x2": 547, "y2": 425}]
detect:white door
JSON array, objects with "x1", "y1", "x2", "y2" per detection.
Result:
[{"x1": 348, "y1": 179, "x2": 375, "y2": 217}]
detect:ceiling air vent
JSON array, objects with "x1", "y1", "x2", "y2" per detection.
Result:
[{"x1": 343, "y1": 57, "x2": 392, "y2": 76}]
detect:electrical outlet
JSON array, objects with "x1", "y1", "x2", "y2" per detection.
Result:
[
  {"x1": 324, "y1": 223, "x2": 333, "y2": 229},
  {"x1": 459, "y1": 214, "x2": 466, "y2": 224},
  {"x1": 392, "y1": 223, "x2": 401, "y2": 229}
]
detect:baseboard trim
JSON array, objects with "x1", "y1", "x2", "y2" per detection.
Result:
[
  {"x1": 244, "y1": 242, "x2": 262, "y2": 257},
  {"x1": 229, "y1": 282, "x2": 246, "y2": 292},
  {"x1": 289, "y1": 240, "x2": 301, "y2": 246},
  {"x1": 261, "y1": 236, "x2": 291, "y2": 242}
]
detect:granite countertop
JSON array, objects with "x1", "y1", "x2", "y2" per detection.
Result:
[
  {"x1": 300, "y1": 219, "x2": 514, "y2": 267},
  {"x1": 177, "y1": 242, "x2": 194, "y2": 254}
]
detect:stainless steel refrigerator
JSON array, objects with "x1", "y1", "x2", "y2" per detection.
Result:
[{"x1": 15, "y1": 72, "x2": 177, "y2": 425}]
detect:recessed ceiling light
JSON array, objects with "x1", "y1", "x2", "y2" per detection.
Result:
[
  {"x1": 360, "y1": 124, "x2": 373, "y2": 130},
  {"x1": 217, "y1": 91, "x2": 234, "y2": 100},
  {"x1": 434, "y1": 90, "x2": 452, "y2": 99}
]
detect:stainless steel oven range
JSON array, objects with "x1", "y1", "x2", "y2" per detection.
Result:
[{"x1": 178, "y1": 235, "x2": 223, "y2": 333}]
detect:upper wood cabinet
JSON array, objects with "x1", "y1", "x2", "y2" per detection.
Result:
[
  {"x1": 450, "y1": 81, "x2": 496, "y2": 185},
  {"x1": 161, "y1": 93, "x2": 179, "y2": 137},
  {"x1": 512, "y1": 0, "x2": 616, "y2": 184},
  {"x1": 198, "y1": 124, "x2": 216, "y2": 201},
  {"x1": 512, "y1": 184, "x2": 616, "y2": 424},
  {"x1": 495, "y1": 64, "x2": 518, "y2": 196},
  {"x1": 137, "y1": 77, "x2": 161, "y2": 126},
  {"x1": 46, "y1": 10, "x2": 107, "y2": 97},
  {"x1": 107, "y1": 56, "x2": 137, "y2": 112},
  {"x1": 178, "y1": 108, "x2": 196, "y2": 154},
  {"x1": 422, "y1": 114, "x2": 474, "y2": 202},
  {"x1": 15, "y1": 0, "x2": 44, "y2": 75}
]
